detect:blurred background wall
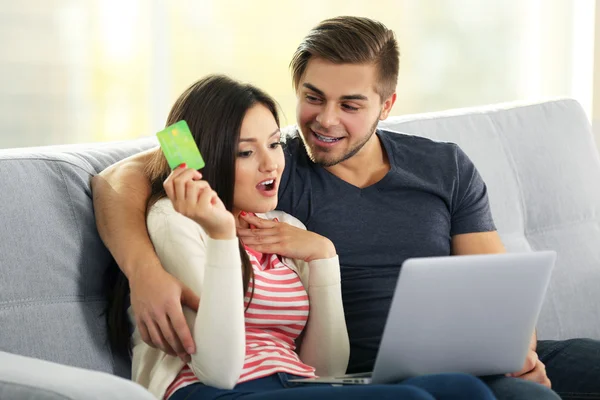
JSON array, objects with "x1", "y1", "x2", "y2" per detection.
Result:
[{"x1": 0, "y1": 0, "x2": 598, "y2": 150}]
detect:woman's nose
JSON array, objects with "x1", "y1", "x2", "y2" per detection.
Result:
[{"x1": 260, "y1": 153, "x2": 278, "y2": 172}]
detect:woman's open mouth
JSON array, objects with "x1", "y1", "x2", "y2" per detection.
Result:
[{"x1": 256, "y1": 178, "x2": 277, "y2": 197}]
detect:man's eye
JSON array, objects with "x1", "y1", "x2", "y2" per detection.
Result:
[
  {"x1": 306, "y1": 95, "x2": 321, "y2": 102},
  {"x1": 342, "y1": 104, "x2": 358, "y2": 111}
]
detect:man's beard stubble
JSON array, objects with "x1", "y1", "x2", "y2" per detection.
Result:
[{"x1": 301, "y1": 116, "x2": 380, "y2": 167}]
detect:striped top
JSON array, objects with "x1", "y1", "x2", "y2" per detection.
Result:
[
  {"x1": 164, "y1": 246, "x2": 316, "y2": 399},
  {"x1": 132, "y1": 202, "x2": 349, "y2": 400}
]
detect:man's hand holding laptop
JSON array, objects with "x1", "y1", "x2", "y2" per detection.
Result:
[{"x1": 507, "y1": 333, "x2": 551, "y2": 387}]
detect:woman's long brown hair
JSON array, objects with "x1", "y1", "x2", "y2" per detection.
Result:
[{"x1": 105, "y1": 75, "x2": 280, "y2": 359}]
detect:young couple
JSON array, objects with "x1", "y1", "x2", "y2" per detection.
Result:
[{"x1": 94, "y1": 16, "x2": 599, "y2": 400}]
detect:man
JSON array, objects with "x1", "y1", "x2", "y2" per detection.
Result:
[{"x1": 93, "y1": 16, "x2": 598, "y2": 400}]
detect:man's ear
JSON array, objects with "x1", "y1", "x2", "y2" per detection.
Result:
[{"x1": 379, "y1": 92, "x2": 397, "y2": 120}]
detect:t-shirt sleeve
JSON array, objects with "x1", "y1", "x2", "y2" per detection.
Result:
[{"x1": 450, "y1": 144, "x2": 496, "y2": 235}]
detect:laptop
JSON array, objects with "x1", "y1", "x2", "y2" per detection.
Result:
[{"x1": 289, "y1": 251, "x2": 556, "y2": 385}]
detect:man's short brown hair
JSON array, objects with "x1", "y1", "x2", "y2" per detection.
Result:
[{"x1": 290, "y1": 16, "x2": 400, "y2": 101}]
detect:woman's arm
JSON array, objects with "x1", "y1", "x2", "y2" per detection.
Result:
[
  {"x1": 297, "y1": 256, "x2": 350, "y2": 377},
  {"x1": 147, "y1": 201, "x2": 246, "y2": 389}
]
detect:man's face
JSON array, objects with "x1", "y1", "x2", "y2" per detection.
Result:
[{"x1": 295, "y1": 58, "x2": 394, "y2": 167}]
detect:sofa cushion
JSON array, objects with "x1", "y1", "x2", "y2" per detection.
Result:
[
  {"x1": 0, "y1": 350, "x2": 155, "y2": 400},
  {"x1": 380, "y1": 98, "x2": 600, "y2": 340},
  {"x1": 0, "y1": 138, "x2": 156, "y2": 378}
]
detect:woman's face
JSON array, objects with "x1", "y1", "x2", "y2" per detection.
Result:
[{"x1": 233, "y1": 104, "x2": 285, "y2": 214}]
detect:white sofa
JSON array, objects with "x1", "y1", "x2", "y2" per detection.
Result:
[
  {"x1": 380, "y1": 98, "x2": 600, "y2": 341},
  {"x1": 1, "y1": 98, "x2": 598, "y2": 399}
]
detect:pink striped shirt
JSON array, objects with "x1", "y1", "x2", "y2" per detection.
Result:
[{"x1": 164, "y1": 246, "x2": 315, "y2": 399}]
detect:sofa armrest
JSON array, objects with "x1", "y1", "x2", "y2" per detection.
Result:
[{"x1": 0, "y1": 351, "x2": 154, "y2": 400}]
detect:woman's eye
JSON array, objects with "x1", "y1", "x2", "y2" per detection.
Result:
[
  {"x1": 270, "y1": 141, "x2": 284, "y2": 149},
  {"x1": 238, "y1": 151, "x2": 252, "y2": 157}
]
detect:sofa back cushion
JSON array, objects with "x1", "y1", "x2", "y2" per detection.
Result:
[
  {"x1": 380, "y1": 99, "x2": 600, "y2": 340},
  {"x1": 0, "y1": 138, "x2": 156, "y2": 378}
]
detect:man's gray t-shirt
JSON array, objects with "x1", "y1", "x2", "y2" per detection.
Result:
[{"x1": 277, "y1": 129, "x2": 496, "y2": 373}]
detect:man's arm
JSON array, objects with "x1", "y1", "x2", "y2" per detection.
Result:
[
  {"x1": 451, "y1": 231, "x2": 549, "y2": 387},
  {"x1": 92, "y1": 148, "x2": 156, "y2": 278},
  {"x1": 451, "y1": 231, "x2": 506, "y2": 256},
  {"x1": 91, "y1": 148, "x2": 198, "y2": 361},
  {"x1": 451, "y1": 230, "x2": 535, "y2": 351}
]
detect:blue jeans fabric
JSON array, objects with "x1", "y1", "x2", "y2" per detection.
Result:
[
  {"x1": 480, "y1": 338, "x2": 600, "y2": 400},
  {"x1": 169, "y1": 372, "x2": 496, "y2": 400},
  {"x1": 170, "y1": 338, "x2": 600, "y2": 400},
  {"x1": 481, "y1": 375, "x2": 560, "y2": 400},
  {"x1": 537, "y1": 338, "x2": 600, "y2": 400}
]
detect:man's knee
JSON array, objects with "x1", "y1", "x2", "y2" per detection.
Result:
[{"x1": 482, "y1": 376, "x2": 560, "y2": 400}]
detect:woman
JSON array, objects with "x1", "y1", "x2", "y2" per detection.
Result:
[{"x1": 107, "y1": 74, "x2": 496, "y2": 400}]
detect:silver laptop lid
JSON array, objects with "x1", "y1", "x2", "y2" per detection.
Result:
[{"x1": 372, "y1": 251, "x2": 556, "y2": 384}]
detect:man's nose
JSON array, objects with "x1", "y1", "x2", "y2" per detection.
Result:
[{"x1": 316, "y1": 104, "x2": 339, "y2": 128}]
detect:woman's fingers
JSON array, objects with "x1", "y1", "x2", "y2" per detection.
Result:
[
  {"x1": 239, "y1": 213, "x2": 277, "y2": 229},
  {"x1": 167, "y1": 175, "x2": 210, "y2": 218},
  {"x1": 197, "y1": 186, "x2": 215, "y2": 209},
  {"x1": 184, "y1": 179, "x2": 201, "y2": 207},
  {"x1": 185, "y1": 180, "x2": 210, "y2": 203},
  {"x1": 245, "y1": 243, "x2": 281, "y2": 254},
  {"x1": 209, "y1": 190, "x2": 222, "y2": 206},
  {"x1": 173, "y1": 169, "x2": 200, "y2": 203},
  {"x1": 236, "y1": 227, "x2": 280, "y2": 237},
  {"x1": 163, "y1": 164, "x2": 188, "y2": 192},
  {"x1": 240, "y1": 235, "x2": 281, "y2": 245},
  {"x1": 164, "y1": 167, "x2": 202, "y2": 202}
]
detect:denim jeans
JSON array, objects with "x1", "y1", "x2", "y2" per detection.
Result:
[
  {"x1": 481, "y1": 338, "x2": 600, "y2": 400},
  {"x1": 169, "y1": 372, "x2": 496, "y2": 400},
  {"x1": 538, "y1": 338, "x2": 600, "y2": 400},
  {"x1": 169, "y1": 338, "x2": 600, "y2": 400},
  {"x1": 482, "y1": 375, "x2": 560, "y2": 400}
]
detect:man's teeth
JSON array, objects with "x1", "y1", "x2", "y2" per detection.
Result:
[{"x1": 314, "y1": 132, "x2": 341, "y2": 143}]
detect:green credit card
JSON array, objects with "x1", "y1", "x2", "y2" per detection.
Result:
[{"x1": 156, "y1": 120, "x2": 205, "y2": 170}]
